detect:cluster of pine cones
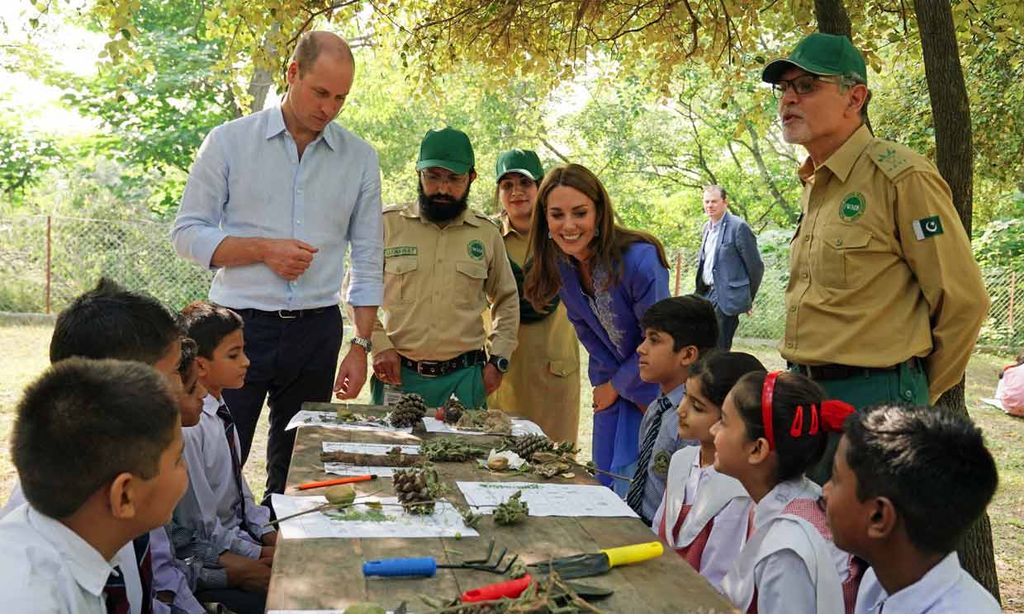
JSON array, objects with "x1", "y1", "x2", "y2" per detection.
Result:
[
  {"x1": 434, "y1": 394, "x2": 466, "y2": 424},
  {"x1": 504, "y1": 434, "x2": 556, "y2": 460},
  {"x1": 392, "y1": 467, "x2": 437, "y2": 515},
  {"x1": 389, "y1": 393, "x2": 429, "y2": 428}
]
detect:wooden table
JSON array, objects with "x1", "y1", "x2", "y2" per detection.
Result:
[{"x1": 266, "y1": 425, "x2": 737, "y2": 613}]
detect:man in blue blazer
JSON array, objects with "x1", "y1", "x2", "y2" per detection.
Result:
[{"x1": 694, "y1": 186, "x2": 764, "y2": 349}]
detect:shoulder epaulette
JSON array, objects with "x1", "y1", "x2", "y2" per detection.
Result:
[
  {"x1": 867, "y1": 139, "x2": 935, "y2": 181},
  {"x1": 473, "y1": 210, "x2": 502, "y2": 229},
  {"x1": 382, "y1": 203, "x2": 407, "y2": 214}
]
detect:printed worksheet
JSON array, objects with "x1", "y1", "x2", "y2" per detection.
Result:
[
  {"x1": 422, "y1": 416, "x2": 546, "y2": 437},
  {"x1": 456, "y1": 481, "x2": 639, "y2": 518},
  {"x1": 322, "y1": 441, "x2": 421, "y2": 455},
  {"x1": 284, "y1": 410, "x2": 412, "y2": 433},
  {"x1": 271, "y1": 493, "x2": 479, "y2": 539},
  {"x1": 323, "y1": 462, "x2": 399, "y2": 478}
]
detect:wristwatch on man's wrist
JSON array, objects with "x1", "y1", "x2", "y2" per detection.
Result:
[
  {"x1": 487, "y1": 355, "x2": 510, "y2": 373},
  {"x1": 350, "y1": 336, "x2": 372, "y2": 353}
]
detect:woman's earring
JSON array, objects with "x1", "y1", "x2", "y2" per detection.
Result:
[
  {"x1": 547, "y1": 231, "x2": 552, "y2": 239},
  {"x1": 594, "y1": 227, "x2": 600, "y2": 237}
]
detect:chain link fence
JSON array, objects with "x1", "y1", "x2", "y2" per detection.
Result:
[{"x1": 1, "y1": 214, "x2": 1021, "y2": 351}]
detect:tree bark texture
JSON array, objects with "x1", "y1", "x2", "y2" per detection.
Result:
[
  {"x1": 915, "y1": 0, "x2": 999, "y2": 602},
  {"x1": 813, "y1": 0, "x2": 852, "y2": 37}
]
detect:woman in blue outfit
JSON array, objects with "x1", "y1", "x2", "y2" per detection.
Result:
[{"x1": 524, "y1": 163, "x2": 670, "y2": 495}]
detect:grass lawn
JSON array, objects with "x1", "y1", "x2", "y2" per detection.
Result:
[{"x1": 0, "y1": 323, "x2": 1020, "y2": 610}]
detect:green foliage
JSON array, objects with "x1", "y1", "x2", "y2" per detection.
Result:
[{"x1": 0, "y1": 112, "x2": 62, "y2": 204}]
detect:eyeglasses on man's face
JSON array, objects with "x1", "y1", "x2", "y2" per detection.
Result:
[
  {"x1": 420, "y1": 170, "x2": 469, "y2": 188},
  {"x1": 772, "y1": 74, "x2": 842, "y2": 98}
]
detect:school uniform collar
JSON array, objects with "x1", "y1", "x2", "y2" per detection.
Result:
[
  {"x1": 661, "y1": 383, "x2": 686, "y2": 409},
  {"x1": 860, "y1": 552, "x2": 964, "y2": 613},
  {"x1": 200, "y1": 393, "x2": 224, "y2": 418},
  {"x1": 752, "y1": 476, "x2": 821, "y2": 531},
  {"x1": 265, "y1": 106, "x2": 339, "y2": 151},
  {"x1": 498, "y1": 211, "x2": 525, "y2": 238},
  {"x1": 798, "y1": 123, "x2": 873, "y2": 184},
  {"x1": 25, "y1": 504, "x2": 116, "y2": 598}
]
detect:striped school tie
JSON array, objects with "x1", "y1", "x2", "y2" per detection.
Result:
[
  {"x1": 133, "y1": 532, "x2": 153, "y2": 614},
  {"x1": 103, "y1": 565, "x2": 130, "y2": 614},
  {"x1": 216, "y1": 404, "x2": 256, "y2": 539},
  {"x1": 626, "y1": 395, "x2": 675, "y2": 518}
]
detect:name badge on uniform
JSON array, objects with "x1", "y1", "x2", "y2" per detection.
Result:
[
  {"x1": 912, "y1": 216, "x2": 944, "y2": 240},
  {"x1": 385, "y1": 246, "x2": 418, "y2": 258}
]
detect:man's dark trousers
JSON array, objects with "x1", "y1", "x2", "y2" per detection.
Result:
[
  {"x1": 705, "y1": 287, "x2": 739, "y2": 350},
  {"x1": 222, "y1": 306, "x2": 343, "y2": 505}
]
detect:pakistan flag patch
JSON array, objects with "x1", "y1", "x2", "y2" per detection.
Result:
[
  {"x1": 912, "y1": 216, "x2": 944, "y2": 240},
  {"x1": 839, "y1": 192, "x2": 866, "y2": 221}
]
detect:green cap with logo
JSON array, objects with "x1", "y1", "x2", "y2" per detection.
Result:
[
  {"x1": 495, "y1": 149, "x2": 544, "y2": 182},
  {"x1": 761, "y1": 33, "x2": 867, "y2": 85},
  {"x1": 417, "y1": 127, "x2": 475, "y2": 174}
]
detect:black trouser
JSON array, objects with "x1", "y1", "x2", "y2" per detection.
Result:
[
  {"x1": 222, "y1": 306, "x2": 343, "y2": 505},
  {"x1": 196, "y1": 588, "x2": 266, "y2": 614},
  {"x1": 704, "y1": 287, "x2": 740, "y2": 350}
]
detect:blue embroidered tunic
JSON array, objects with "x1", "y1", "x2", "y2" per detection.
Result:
[{"x1": 556, "y1": 241, "x2": 670, "y2": 493}]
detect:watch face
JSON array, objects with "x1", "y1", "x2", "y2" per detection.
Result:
[{"x1": 493, "y1": 357, "x2": 509, "y2": 373}]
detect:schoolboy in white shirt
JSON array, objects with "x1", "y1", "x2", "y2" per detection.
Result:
[
  {"x1": 0, "y1": 359, "x2": 187, "y2": 613},
  {"x1": 824, "y1": 405, "x2": 1001, "y2": 613},
  {"x1": 175, "y1": 301, "x2": 276, "y2": 613}
]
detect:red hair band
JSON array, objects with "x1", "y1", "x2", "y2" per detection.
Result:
[{"x1": 760, "y1": 371, "x2": 857, "y2": 450}]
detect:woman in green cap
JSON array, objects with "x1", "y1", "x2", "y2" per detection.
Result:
[{"x1": 488, "y1": 149, "x2": 581, "y2": 444}]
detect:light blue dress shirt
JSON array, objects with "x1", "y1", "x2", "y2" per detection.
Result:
[{"x1": 172, "y1": 106, "x2": 384, "y2": 310}]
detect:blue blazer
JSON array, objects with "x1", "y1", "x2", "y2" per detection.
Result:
[{"x1": 695, "y1": 211, "x2": 764, "y2": 316}]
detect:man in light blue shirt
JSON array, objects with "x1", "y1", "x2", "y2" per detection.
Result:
[{"x1": 172, "y1": 31, "x2": 383, "y2": 501}]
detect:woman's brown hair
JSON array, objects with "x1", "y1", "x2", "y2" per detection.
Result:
[{"x1": 523, "y1": 163, "x2": 668, "y2": 310}]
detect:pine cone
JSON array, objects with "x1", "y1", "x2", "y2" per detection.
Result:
[
  {"x1": 390, "y1": 393, "x2": 429, "y2": 428},
  {"x1": 392, "y1": 467, "x2": 436, "y2": 515},
  {"x1": 442, "y1": 395, "x2": 466, "y2": 424},
  {"x1": 508, "y1": 434, "x2": 554, "y2": 460}
]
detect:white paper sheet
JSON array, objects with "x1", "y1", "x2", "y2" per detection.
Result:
[
  {"x1": 422, "y1": 416, "x2": 546, "y2": 437},
  {"x1": 271, "y1": 493, "x2": 479, "y2": 539},
  {"x1": 323, "y1": 462, "x2": 400, "y2": 478},
  {"x1": 456, "y1": 481, "x2": 639, "y2": 518},
  {"x1": 322, "y1": 441, "x2": 421, "y2": 455},
  {"x1": 285, "y1": 410, "x2": 412, "y2": 433}
]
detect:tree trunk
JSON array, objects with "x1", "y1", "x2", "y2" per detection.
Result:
[
  {"x1": 914, "y1": 0, "x2": 1000, "y2": 602},
  {"x1": 813, "y1": 0, "x2": 852, "y2": 37}
]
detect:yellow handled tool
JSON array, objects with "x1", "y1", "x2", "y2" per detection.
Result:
[{"x1": 528, "y1": 541, "x2": 664, "y2": 580}]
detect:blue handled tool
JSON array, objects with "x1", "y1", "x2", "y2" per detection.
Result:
[{"x1": 363, "y1": 540, "x2": 518, "y2": 578}]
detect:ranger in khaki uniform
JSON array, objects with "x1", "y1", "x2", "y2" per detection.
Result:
[
  {"x1": 370, "y1": 127, "x2": 519, "y2": 409},
  {"x1": 487, "y1": 149, "x2": 581, "y2": 444},
  {"x1": 762, "y1": 33, "x2": 989, "y2": 483}
]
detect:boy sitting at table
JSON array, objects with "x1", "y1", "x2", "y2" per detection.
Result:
[
  {"x1": 0, "y1": 359, "x2": 188, "y2": 613},
  {"x1": 173, "y1": 301, "x2": 275, "y2": 614},
  {"x1": 626, "y1": 295, "x2": 718, "y2": 523},
  {"x1": 824, "y1": 405, "x2": 1000, "y2": 613}
]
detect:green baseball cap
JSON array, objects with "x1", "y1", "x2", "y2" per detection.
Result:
[
  {"x1": 417, "y1": 127, "x2": 475, "y2": 174},
  {"x1": 495, "y1": 149, "x2": 544, "y2": 182},
  {"x1": 761, "y1": 33, "x2": 867, "y2": 85}
]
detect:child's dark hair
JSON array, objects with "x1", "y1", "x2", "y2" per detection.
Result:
[
  {"x1": 844, "y1": 405, "x2": 998, "y2": 555},
  {"x1": 180, "y1": 301, "x2": 244, "y2": 358},
  {"x1": 12, "y1": 358, "x2": 179, "y2": 519},
  {"x1": 689, "y1": 351, "x2": 766, "y2": 407},
  {"x1": 178, "y1": 337, "x2": 198, "y2": 380},
  {"x1": 50, "y1": 278, "x2": 180, "y2": 365},
  {"x1": 730, "y1": 371, "x2": 830, "y2": 481},
  {"x1": 640, "y1": 295, "x2": 718, "y2": 353}
]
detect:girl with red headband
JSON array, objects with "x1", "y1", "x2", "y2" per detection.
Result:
[
  {"x1": 712, "y1": 370, "x2": 860, "y2": 614},
  {"x1": 652, "y1": 351, "x2": 764, "y2": 591}
]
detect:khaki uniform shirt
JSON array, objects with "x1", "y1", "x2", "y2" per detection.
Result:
[
  {"x1": 782, "y1": 125, "x2": 989, "y2": 402},
  {"x1": 372, "y1": 203, "x2": 519, "y2": 363},
  {"x1": 487, "y1": 214, "x2": 582, "y2": 443}
]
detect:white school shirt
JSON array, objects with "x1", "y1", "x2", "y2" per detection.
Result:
[
  {"x1": 1, "y1": 485, "x2": 147, "y2": 614},
  {"x1": 179, "y1": 394, "x2": 272, "y2": 559},
  {"x1": 721, "y1": 477, "x2": 851, "y2": 614},
  {"x1": 855, "y1": 552, "x2": 1001, "y2": 614},
  {"x1": 0, "y1": 503, "x2": 119, "y2": 613},
  {"x1": 651, "y1": 446, "x2": 751, "y2": 591}
]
